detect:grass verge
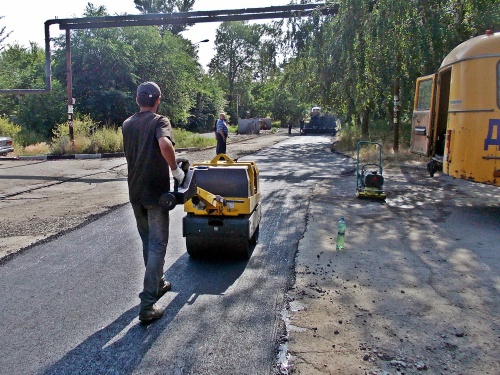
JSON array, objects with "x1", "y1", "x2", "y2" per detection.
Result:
[{"x1": 333, "y1": 119, "x2": 423, "y2": 168}]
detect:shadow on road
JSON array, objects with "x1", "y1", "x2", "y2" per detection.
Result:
[{"x1": 37, "y1": 254, "x2": 249, "y2": 375}]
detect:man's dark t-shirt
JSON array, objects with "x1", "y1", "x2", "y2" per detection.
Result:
[{"x1": 122, "y1": 111, "x2": 175, "y2": 206}]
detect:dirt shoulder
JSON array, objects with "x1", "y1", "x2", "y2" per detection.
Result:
[{"x1": 285, "y1": 155, "x2": 500, "y2": 374}]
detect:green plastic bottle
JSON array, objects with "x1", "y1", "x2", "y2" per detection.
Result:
[{"x1": 336, "y1": 217, "x2": 346, "y2": 250}]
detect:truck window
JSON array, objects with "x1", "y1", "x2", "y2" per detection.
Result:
[{"x1": 416, "y1": 79, "x2": 433, "y2": 110}]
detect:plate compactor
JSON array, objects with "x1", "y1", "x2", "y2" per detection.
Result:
[
  {"x1": 355, "y1": 141, "x2": 386, "y2": 200},
  {"x1": 160, "y1": 154, "x2": 261, "y2": 259}
]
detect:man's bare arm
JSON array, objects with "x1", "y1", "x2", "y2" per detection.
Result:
[{"x1": 158, "y1": 136, "x2": 178, "y2": 171}]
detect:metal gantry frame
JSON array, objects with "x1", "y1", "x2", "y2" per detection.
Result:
[{"x1": 0, "y1": 3, "x2": 338, "y2": 140}]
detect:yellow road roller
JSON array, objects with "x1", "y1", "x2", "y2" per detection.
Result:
[{"x1": 160, "y1": 154, "x2": 261, "y2": 259}]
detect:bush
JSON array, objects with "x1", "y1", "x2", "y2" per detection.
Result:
[
  {"x1": 335, "y1": 118, "x2": 412, "y2": 151},
  {"x1": 173, "y1": 128, "x2": 216, "y2": 148},
  {"x1": 0, "y1": 116, "x2": 21, "y2": 139},
  {"x1": 90, "y1": 126, "x2": 123, "y2": 153},
  {"x1": 22, "y1": 142, "x2": 51, "y2": 156},
  {"x1": 16, "y1": 129, "x2": 49, "y2": 148},
  {"x1": 51, "y1": 115, "x2": 123, "y2": 154},
  {"x1": 334, "y1": 122, "x2": 363, "y2": 151},
  {"x1": 334, "y1": 118, "x2": 420, "y2": 167},
  {"x1": 15, "y1": 114, "x2": 216, "y2": 155},
  {"x1": 0, "y1": 116, "x2": 22, "y2": 155}
]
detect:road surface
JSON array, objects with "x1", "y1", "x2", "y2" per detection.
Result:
[{"x1": 0, "y1": 134, "x2": 332, "y2": 374}]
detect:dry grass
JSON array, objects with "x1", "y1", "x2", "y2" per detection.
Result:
[
  {"x1": 333, "y1": 127, "x2": 424, "y2": 169},
  {"x1": 19, "y1": 142, "x2": 51, "y2": 156}
]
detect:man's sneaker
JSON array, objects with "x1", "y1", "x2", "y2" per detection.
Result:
[
  {"x1": 157, "y1": 278, "x2": 171, "y2": 300},
  {"x1": 139, "y1": 304, "x2": 165, "y2": 322}
]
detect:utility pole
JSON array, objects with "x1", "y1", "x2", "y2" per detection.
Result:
[
  {"x1": 66, "y1": 29, "x2": 74, "y2": 146},
  {"x1": 393, "y1": 78, "x2": 400, "y2": 153}
]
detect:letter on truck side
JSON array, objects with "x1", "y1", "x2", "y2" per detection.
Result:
[{"x1": 411, "y1": 74, "x2": 437, "y2": 156}]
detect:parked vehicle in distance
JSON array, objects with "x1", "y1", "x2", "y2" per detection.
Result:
[
  {"x1": 0, "y1": 136, "x2": 14, "y2": 156},
  {"x1": 302, "y1": 107, "x2": 337, "y2": 135}
]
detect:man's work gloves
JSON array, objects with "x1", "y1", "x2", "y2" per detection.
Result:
[{"x1": 172, "y1": 167, "x2": 185, "y2": 184}]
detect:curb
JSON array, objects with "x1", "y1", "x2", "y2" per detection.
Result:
[{"x1": 14, "y1": 152, "x2": 125, "y2": 161}]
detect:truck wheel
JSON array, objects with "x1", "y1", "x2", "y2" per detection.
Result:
[{"x1": 427, "y1": 160, "x2": 439, "y2": 177}]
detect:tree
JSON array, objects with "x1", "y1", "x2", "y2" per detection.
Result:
[
  {"x1": 0, "y1": 43, "x2": 66, "y2": 137},
  {"x1": 0, "y1": 16, "x2": 12, "y2": 51},
  {"x1": 51, "y1": 5, "x2": 139, "y2": 125},
  {"x1": 208, "y1": 21, "x2": 262, "y2": 119},
  {"x1": 281, "y1": 0, "x2": 498, "y2": 141},
  {"x1": 186, "y1": 74, "x2": 226, "y2": 132},
  {"x1": 254, "y1": 21, "x2": 283, "y2": 83},
  {"x1": 51, "y1": 3, "x2": 204, "y2": 126},
  {"x1": 133, "y1": 0, "x2": 195, "y2": 34},
  {"x1": 16, "y1": 80, "x2": 67, "y2": 138}
]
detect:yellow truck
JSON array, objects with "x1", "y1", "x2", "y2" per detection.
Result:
[{"x1": 411, "y1": 30, "x2": 500, "y2": 186}]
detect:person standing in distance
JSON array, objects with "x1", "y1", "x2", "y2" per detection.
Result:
[
  {"x1": 216, "y1": 112, "x2": 229, "y2": 155},
  {"x1": 122, "y1": 81, "x2": 185, "y2": 323}
]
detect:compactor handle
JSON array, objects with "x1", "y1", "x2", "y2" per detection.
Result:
[
  {"x1": 159, "y1": 158, "x2": 197, "y2": 211},
  {"x1": 174, "y1": 158, "x2": 191, "y2": 192},
  {"x1": 211, "y1": 153, "x2": 235, "y2": 164}
]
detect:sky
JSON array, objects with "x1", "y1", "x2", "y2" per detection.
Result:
[{"x1": 1, "y1": 0, "x2": 295, "y2": 68}]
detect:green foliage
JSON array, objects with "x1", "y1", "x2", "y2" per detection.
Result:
[
  {"x1": 250, "y1": 74, "x2": 309, "y2": 124},
  {"x1": 282, "y1": 0, "x2": 498, "y2": 140},
  {"x1": 335, "y1": 118, "x2": 412, "y2": 152},
  {"x1": 0, "y1": 43, "x2": 67, "y2": 139},
  {"x1": 16, "y1": 129, "x2": 48, "y2": 148},
  {"x1": 16, "y1": 80, "x2": 67, "y2": 138},
  {"x1": 51, "y1": 114, "x2": 96, "y2": 140},
  {"x1": 185, "y1": 75, "x2": 227, "y2": 132},
  {"x1": 0, "y1": 116, "x2": 42, "y2": 157},
  {"x1": 0, "y1": 16, "x2": 13, "y2": 51},
  {"x1": 172, "y1": 128, "x2": 216, "y2": 148},
  {"x1": 0, "y1": 115, "x2": 21, "y2": 138},
  {"x1": 128, "y1": 29, "x2": 203, "y2": 125},
  {"x1": 50, "y1": 3, "x2": 205, "y2": 127},
  {"x1": 0, "y1": 43, "x2": 66, "y2": 137},
  {"x1": 208, "y1": 21, "x2": 263, "y2": 116},
  {"x1": 50, "y1": 115, "x2": 123, "y2": 154},
  {"x1": 90, "y1": 126, "x2": 124, "y2": 153},
  {"x1": 0, "y1": 43, "x2": 45, "y2": 92},
  {"x1": 209, "y1": 21, "x2": 261, "y2": 90},
  {"x1": 335, "y1": 121, "x2": 363, "y2": 151},
  {"x1": 20, "y1": 114, "x2": 215, "y2": 155},
  {"x1": 133, "y1": 0, "x2": 195, "y2": 34}
]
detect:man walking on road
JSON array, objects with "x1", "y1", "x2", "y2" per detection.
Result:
[{"x1": 122, "y1": 81, "x2": 185, "y2": 323}]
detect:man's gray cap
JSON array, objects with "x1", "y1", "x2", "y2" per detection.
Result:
[{"x1": 137, "y1": 81, "x2": 161, "y2": 98}]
